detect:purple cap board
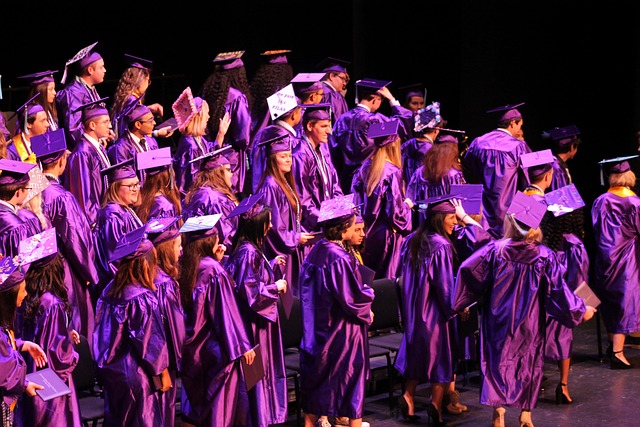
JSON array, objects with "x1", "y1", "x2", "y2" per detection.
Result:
[
  {"x1": 317, "y1": 194, "x2": 357, "y2": 224},
  {"x1": 145, "y1": 216, "x2": 181, "y2": 246},
  {"x1": 226, "y1": 193, "x2": 265, "y2": 220},
  {"x1": 356, "y1": 78, "x2": 392, "y2": 100},
  {"x1": 0, "y1": 159, "x2": 36, "y2": 186},
  {"x1": 258, "y1": 133, "x2": 293, "y2": 156},
  {"x1": 547, "y1": 125, "x2": 580, "y2": 146},
  {"x1": 109, "y1": 226, "x2": 154, "y2": 263},
  {"x1": 486, "y1": 102, "x2": 525, "y2": 122},
  {"x1": 368, "y1": 119, "x2": 400, "y2": 147},
  {"x1": 179, "y1": 213, "x2": 222, "y2": 242},
  {"x1": 136, "y1": 147, "x2": 172, "y2": 172},
  {"x1": 17, "y1": 70, "x2": 57, "y2": 86},
  {"x1": 316, "y1": 57, "x2": 350, "y2": 73},
  {"x1": 125, "y1": 53, "x2": 152, "y2": 70},
  {"x1": 18, "y1": 228, "x2": 58, "y2": 265},
  {"x1": 598, "y1": 155, "x2": 639, "y2": 185},
  {"x1": 0, "y1": 256, "x2": 25, "y2": 292},
  {"x1": 31, "y1": 128, "x2": 67, "y2": 163},
  {"x1": 507, "y1": 191, "x2": 547, "y2": 230},
  {"x1": 9, "y1": 93, "x2": 44, "y2": 122},
  {"x1": 302, "y1": 103, "x2": 332, "y2": 122},
  {"x1": 73, "y1": 97, "x2": 109, "y2": 121},
  {"x1": 291, "y1": 72, "x2": 325, "y2": 94},
  {"x1": 191, "y1": 145, "x2": 234, "y2": 170},
  {"x1": 101, "y1": 158, "x2": 137, "y2": 184},
  {"x1": 449, "y1": 184, "x2": 483, "y2": 215},
  {"x1": 520, "y1": 149, "x2": 555, "y2": 181},
  {"x1": 544, "y1": 183, "x2": 585, "y2": 217},
  {"x1": 61, "y1": 42, "x2": 100, "y2": 84},
  {"x1": 416, "y1": 193, "x2": 457, "y2": 215}
]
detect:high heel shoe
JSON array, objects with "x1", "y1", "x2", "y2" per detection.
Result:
[
  {"x1": 519, "y1": 410, "x2": 535, "y2": 427},
  {"x1": 492, "y1": 407, "x2": 505, "y2": 427},
  {"x1": 426, "y1": 403, "x2": 446, "y2": 426},
  {"x1": 555, "y1": 382, "x2": 573, "y2": 404},
  {"x1": 397, "y1": 395, "x2": 420, "y2": 422},
  {"x1": 611, "y1": 350, "x2": 633, "y2": 370},
  {"x1": 444, "y1": 389, "x2": 468, "y2": 414}
]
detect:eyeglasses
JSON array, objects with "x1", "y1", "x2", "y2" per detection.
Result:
[
  {"x1": 120, "y1": 182, "x2": 141, "y2": 191},
  {"x1": 336, "y1": 74, "x2": 350, "y2": 84},
  {"x1": 139, "y1": 117, "x2": 155, "y2": 124},
  {"x1": 97, "y1": 119, "x2": 111, "y2": 126}
]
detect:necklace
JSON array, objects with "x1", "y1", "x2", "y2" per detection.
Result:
[{"x1": 329, "y1": 239, "x2": 347, "y2": 251}]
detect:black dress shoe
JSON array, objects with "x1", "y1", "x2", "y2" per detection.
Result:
[
  {"x1": 611, "y1": 351, "x2": 633, "y2": 370},
  {"x1": 398, "y1": 396, "x2": 421, "y2": 422}
]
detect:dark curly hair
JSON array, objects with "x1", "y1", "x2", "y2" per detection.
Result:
[{"x1": 249, "y1": 62, "x2": 293, "y2": 125}]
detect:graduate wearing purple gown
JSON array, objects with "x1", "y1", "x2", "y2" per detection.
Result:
[
  {"x1": 93, "y1": 230, "x2": 170, "y2": 427},
  {"x1": 350, "y1": 121, "x2": 413, "y2": 280},
  {"x1": 408, "y1": 167, "x2": 466, "y2": 226},
  {"x1": 298, "y1": 196, "x2": 374, "y2": 422},
  {"x1": 462, "y1": 104, "x2": 531, "y2": 239},
  {"x1": 218, "y1": 88, "x2": 251, "y2": 195},
  {"x1": 318, "y1": 58, "x2": 351, "y2": 124},
  {"x1": 179, "y1": 217, "x2": 254, "y2": 426},
  {"x1": 452, "y1": 203, "x2": 590, "y2": 425},
  {"x1": 402, "y1": 136, "x2": 433, "y2": 186}
]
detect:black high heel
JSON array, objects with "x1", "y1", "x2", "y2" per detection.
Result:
[
  {"x1": 397, "y1": 395, "x2": 420, "y2": 422},
  {"x1": 555, "y1": 383, "x2": 573, "y2": 404},
  {"x1": 611, "y1": 350, "x2": 632, "y2": 370},
  {"x1": 426, "y1": 403, "x2": 447, "y2": 426}
]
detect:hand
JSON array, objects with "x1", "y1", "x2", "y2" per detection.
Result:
[
  {"x1": 376, "y1": 86, "x2": 394, "y2": 101},
  {"x1": 243, "y1": 349, "x2": 256, "y2": 365},
  {"x1": 583, "y1": 306, "x2": 597, "y2": 323},
  {"x1": 71, "y1": 330, "x2": 81, "y2": 345},
  {"x1": 274, "y1": 255, "x2": 286, "y2": 266},
  {"x1": 216, "y1": 112, "x2": 231, "y2": 143},
  {"x1": 22, "y1": 341, "x2": 48, "y2": 368},
  {"x1": 299, "y1": 232, "x2": 315, "y2": 245},
  {"x1": 214, "y1": 243, "x2": 226, "y2": 261},
  {"x1": 459, "y1": 308, "x2": 471, "y2": 321},
  {"x1": 160, "y1": 368, "x2": 172, "y2": 393},
  {"x1": 369, "y1": 310, "x2": 375, "y2": 325},
  {"x1": 147, "y1": 103, "x2": 164, "y2": 116},
  {"x1": 26, "y1": 381, "x2": 44, "y2": 397},
  {"x1": 404, "y1": 198, "x2": 414, "y2": 209},
  {"x1": 276, "y1": 279, "x2": 288, "y2": 293},
  {"x1": 156, "y1": 125, "x2": 174, "y2": 138},
  {"x1": 451, "y1": 198, "x2": 466, "y2": 220}
]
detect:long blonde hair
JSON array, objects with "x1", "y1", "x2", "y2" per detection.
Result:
[
  {"x1": 183, "y1": 101, "x2": 210, "y2": 137},
  {"x1": 365, "y1": 138, "x2": 402, "y2": 197}
]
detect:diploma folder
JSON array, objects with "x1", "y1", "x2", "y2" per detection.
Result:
[
  {"x1": 26, "y1": 367, "x2": 72, "y2": 401},
  {"x1": 241, "y1": 344, "x2": 265, "y2": 391},
  {"x1": 574, "y1": 281, "x2": 601, "y2": 308}
]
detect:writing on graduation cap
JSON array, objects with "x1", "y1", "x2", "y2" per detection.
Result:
[{"x1": 267, "y1": 84, "x2": 297, "y2": 120}]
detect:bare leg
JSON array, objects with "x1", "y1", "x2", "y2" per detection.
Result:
[
  {"x1": 557, "y1": 358, "x2": 572, "y2": 402},
  {"x1": 430, "y1": 382, "x2": 446, "y2": 421},
  {"x1": 519, "y1": 409, "x2": 534, "y2": 427},
  {"x1": 493, "y1": 406, "x2": 506, "y2": 427},
  {"x1": 612, "y1": 333, "x2": 630, "y2": 364},
  {"x1": 305, "y1": 413, "x2": 319, "y2": 427},
  {"x1": 348, "y1": 417, "x2": 362, "y2": 427},
  {"x1": 403, "y1": 379, "x2": 419, "y2": 415}
]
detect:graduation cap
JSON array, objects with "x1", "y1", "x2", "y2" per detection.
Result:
[
  {"x1": 257, "y1": 132, "x2": 293, "y2": 156},
  {"x1": 545, "y1": 124, "x2": 581, "y2": 147},
  {"x1": 61, "y1": 41, "x2": 101, "y2": 84},
  {"x1": 544, "y1": 183, "x2": 585, "y2": 217},
  {"x1": 72, "y1": 97, "x2": 109, "y2": 121},
  {"x1": 136, "y1": 147, "x2": 173, "y2": 175},
  {"x1": 100, "y1": 158, "x2": 137, "y2": 184},
  {"x1": 0, "y1": 256, "x2": 26, "y2": 292},
  {"x1": 260, "y1": 49, "x2": 291, "y2": 64},
  {"x1": 449, "y1": 184, "x2": 483, "y2": 215},
  {"x1": 146, "y1": 216, "x2": 181, "y2": 246},
  {"x1": 0, "y1": 159, "x2": 37, "y2": 186},
  {"x1": 315, "y1": 57, "x2": 350, "y2": 74},
  {"x1": 398, "y1": 83, "x2": 427, "y2": 105},
  {"x1": 226, "y1": 193, "x2": 265, "y2": 220},
  {"x1": 109, "y1": 225, "x2": 154, "y2": 263},
  {"x1": 355, "y1": 78, "x2": 392, "y2": 101},
  {"x1": 415, "y1": 193, "x2": 457, "y2": 215},
  {"x1": 434, "y1": 135, "x2": 460, "y2": 145},
  {"x1": 31, "y1": 128, "x2": 67, "y2": 164},
  {"x1": 598, "y1": 155, "x2": 639, "y2": 185},
  {"x1": 18, "y1": 228, "x2": 58, "y2": 266},
  {"x1": 414, "y1": 102, "x2": 442, "y2": 133},
  {"x1": 486, "y1": 102, "x2": 525, "y2": 122},
  {"x1": 22, "y1": 167, "x2": 51, "y2": 205},
  {"x1": 17, "y1": 70, "x2": 58, "y2": 87},
  {"x1": 179, "y1": 213, "x2": 222, "y2": 243},
  {"x1": 124, "y1": 53, "x2": 153, "y2": 70},
  {"x1": 213, "y1": 50, "x2": 245, "y2": 70},
  {"x1": 291, "y1": 72, "x2": 325, "y2": 95},
  {"x1": 368, "y1": 119, "x2": 400, "y2": 148},
  {"x1": 127, "y1": 103, "x2": 152, "y2": 124},
  {"x1": 190, "y1": 145, "x2": 234, "y2": 170},
  {"x1": 520, "y1": 149, "x2": 555, "y2": 181},
  {"x1": 266, "y1": 84, "x2": 300, "y2": 121},
  {"x1": 9, "y1": 93, "x2": 44, "y2": 132},
  {"x1": 507, "y1": 191, "x2": 547, "y2": 230},
  {"x1": 317, "y1": 193, "x2": 357, "y2": 224},
  {"x1": 172, "y1": 87, "x2": 203, "y2": 132},
  {"x1": 302, "y1": 103, "x2": 332, "y2": 122}
]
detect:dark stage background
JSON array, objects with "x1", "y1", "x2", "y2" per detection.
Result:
[{"x1": 2, "y1": 0, "x2": 640, "y2": 258}]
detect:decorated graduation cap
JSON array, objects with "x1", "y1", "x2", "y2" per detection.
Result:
[
  {"x1": 226, "y1": 193, "x2": 265, "y2": 220},
  {"x1": 355, "y1": 78, "x2": 392, "y2": 101},
  {"x1": 598, "y1": 155, "x2": 639, "y2": 185},
  {"x1": 9, "y1": 93, "x2": 44, "y2": 133},
  {"x1": 267, "y1": 84, "x2": 300, "y2": 121},
  {"x1": 302, "y1": 103, "x2": 332, "y2": 122},
  {"x1": 190, "y1": 145, "x2": 234, "y2": 170},
  {"x1": 18, "y1": 228, "x2": 58, "y2": 267},
  {"x1": 317, "y1": 193, "x2": 358, "y2": 224},
  {"x1": 109, "y1": 225, "x2": 154, "y2": 263},
  {"x1": 399, "y1": 83, "x2": 426, "y2": 105},
  {"x1": 291, "y1": 72, "x2": 325, "y2": 95},
  {"x1": 179, "y1": 213, "x2": 222, "y2": 243},
  {"x1": 0, "y1": 256, "x2": 26, "y2": 292},
  {"x1": 414, "y1": 102, "x2": 442, "y2": 133},
  {"x1": 101, "y1": 158, "x2": 137, "y2": 184},
  {"x1": 507, "y1": 191, "x2": 547, "y2": 230},
  {"x1": 257, "y1": 132, "x2": 293, "y2": 156},
  {"x1": 61, "y1": 41, "x2": 101, "y2": 84},
  {"x1": 520, "y1": 149, "x2": 555, "y2": 182},
  {"x1": 17, "y1": 70, "x2": 58, "y2": 87},
  {"x1": 213, "y1": 50, "x2": 245, "y2": 70},
  {"x1": 260, "y1": 49, "x2": 291, "y2": 64},
  {"x1": 544, "y1": 183, "x2": 585, "y2": 217},
  {"x1": 0, "y1": 158, "x2": 36, "y2": 186},
  {"x1": 136, "y1": 147, "x2": 172, "y2": 176},
  {"x1": 416, "y1": 193, "x2": 457, "y2": 216},
  {"x1": 73, "y1": 97, "x2": 109, "y2": 122},
  {"x1": 31, "y1": 128, "x2": 67, "y2": 164},
  {"x1": 146, "y1": 216, "x2": 181, "y2": 246},
  {"x1": 172, "y1": 87, "x2": 204, "y2": 132},
  {"x1": 22, "y1": 167, "x2": 50, "y2": 206},
  {"x1": 449, "y1": 184, "x2": 483, "y2": 215},
  {"x1": 486, "y1": 102, "x2": 525, "y2": 122},
  {"x1": 545, "y1": 124, "x2": 581, "y2": 147},
  {"x1": 316, "y1": 57, "x2": 350, "y2": 74},
  {"x1": 124, "y1": 53, "x2": 153, "y2": 70},
  {"x1": 368, "y1": 119, "x2": 400, "y2": 148}
]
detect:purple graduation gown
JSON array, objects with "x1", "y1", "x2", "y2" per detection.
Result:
[
  {"x1": 462, "y1": 129, "x2": 531, "y2": 238},
  {"x1": 401, "y1": 137, "x2": 433, "y2": 186},
  {"x1": 147, "y1": 194, "x2": 180, "y2": 220},
  {"x1": 55, "y1": 79, "x2": 102, "y2": 149},
  {"x1": 93, "y1": 282, "x2": 170, "y2": 427},
  {"x1": 154, "y1": 269, "x2": 185, "y2": 427},
  {"x1": 182, "y1": 187, "x2": 238, "y2": 248},
  {"x1": 257, "y1": 175, "x2": 304, "y2": 296},
  {"x1": 107, "y1": 133, "x2": 159, "y2": 185},
  {"x1": 93, "y1": 203, "x2": 144, "y2": 291},
  {"x1": 173, "y1": 135, "x2": 216, "y2": 198},
  {"x1": 321, "y1": 83, "x2": 349, "y2": 125},
  {"x1": 394, "y1": 231, "x2": 457, "y2": 384},
  {"x1": 0, "y1": 204, "x2": 42, "y2": 258},
  {"x1": 407, "y1": 166, "x2": 467, "y2": 226},
  {"x1": 180, "y1": 257, "x2": 253, "y2": 427},
  {"x1": 63, "y1": 136, "x2": 110, "y2": 226},
  {"x1": 0, "y1": 328, "x2": 27, "y2": 425},
  {"x1": 41, "y1": 177, "x2": 98, "y2": 345},
  {"x1": 591, "y1": 189, "x2": 640, "y2": 334},
  {"x1": 225, "y1": 241, "x2": 288, "y2": 427},
  {"x1": 219, "y1": 87, "x2": 252, "y2": 195},
  {"x1": 453, "y1": 240, "x2": 586, "y2": 410},
  {"x1": 292, "y1": 137, "x2": 343, "y2": 232},
  {"x1": 22, "y1": 293, "x2": 82, "y2": 427},
  {"x1": 298, "y1": 239, "x2": 375, "y2": 418},
  {"x1": 351, "y1": 160, "x2": 413, "y2": 280},
  {"x1": 550, "y1": 156, "x2": 572, "y2": 191}
]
